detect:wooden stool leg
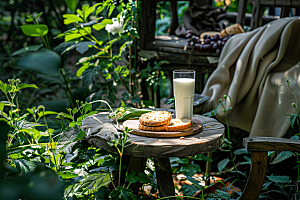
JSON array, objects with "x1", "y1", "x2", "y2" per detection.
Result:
[
  {"x1": 154, "y1": 158, "x2": 175, "y2": 199},
  {"x1": 240, "y1": 151, "x2": 268, "y2": 200},
  {"x1": 205, "y1": 152, "x2": 213, "y2": 185},
  {"x1": 127, "y1": 156, "x2": 147, "y2": 194}
]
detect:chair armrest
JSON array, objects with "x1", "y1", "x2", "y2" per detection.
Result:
[{"x1": 243, "y1": 137, "x2": 300, "y2": 152}]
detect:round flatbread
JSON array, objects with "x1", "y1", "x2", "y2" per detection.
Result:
[
  {"x1": 139, "y1": 111, "x2": 172, "y2": 127},
  {"x1": 138, "y1": 123, "x2": 167, "y2": 131}
]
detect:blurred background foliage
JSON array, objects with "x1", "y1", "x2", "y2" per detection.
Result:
[{"x1": 0, "y1": 0, "x2": 130, "y2": 113}]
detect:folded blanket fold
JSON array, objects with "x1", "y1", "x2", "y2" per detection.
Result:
[{"x1": 195, "y1": 17, "x2": 300, "y2": 138}]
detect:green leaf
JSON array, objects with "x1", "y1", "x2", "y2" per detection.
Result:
[
  {"x1": 95, "y1": 2, "x2": 109, "y2": 16},
  {"x1": 76, "y1": 62, "x2": 90, "y2": 77},
  {"x1": 65, "y1": 27, "x2": 91, "y2": 42},
  {"x1": 76, "y1": 41, "x2": 95, "y2": 54},
  {"x1": 266, "y1": 175, "x2": 291, "y2": 183},
  {"x1": 215, "y1": 189, "x2": 231, "y2": 199},
  {"x1": 131, "y1": 173, "x2": 152, "y2": 184},
  {"x1": 108, "y1": 4, "x2": 115, "y2": 17},
  {"x1": 20, "y1": 24, "x2": 49, "y2": 37},
  {"x1": 180, "y1": 184, "x2": 201, "y2": 196},
  {"x1": 193, "y1": 154, "x2": 213, "y2": 162},
  {"x1": 118, "y1": 108, "x2": 151, "y2": 122},
  {"x1": 290, "y1": 114, "x2": 298, "y2": 128},
  {"x1": 115, "y1": 65, "x2": 129, "y2": 77},
  {"x1": 17, "y1": 48, "x2": 61, "y2": 76},
  {"x1": 290, "y1": 135, "x2": 299, "y2": 140},
  {"x1": 180, "y1": 164, "x2": 201, "y2": 177},
  {"x1": 0, "y1": 80, "x2": 11, "y2": 95},
  {"x1": 76, "y1": 8, "x2": 84, "y2": 18},
  {"x1": 118, "y1": 41, "x2": 132, "y2": 57},
  {"x1": 63, "y1": 14, "x2": 84, "y2": 25},
  {"x1": 65, "y1": 0, "x2": 78, "y2": 12},
  {"x1": 16, "y1": 83, "x2": 39, "y2": 91},
  {"x1": 270, "y1": 151, "x2": 293, "y2": 164},
  {"x1": 76, "y1": 129, "x2": 86, "y2": 140},
  {"x1": 14, "y1": 159, "x2": 36, "y2": 174},
  {"x1": 110, "y1": 186, "x2": 133, "y2": 200},
  {"x1": 36, "y1": 12, "x2": 43, "y2": 19},
  {"x1": 83, "y1": 103, "x2": 92, "y2": 113},
  {"x1": 72, "y1": 107, "x2": 78, "y2": 115},
  {"x1": 82, "y1": 4, "x2": 95, "y2": 20},
  {"x1": 240, "y1": 156, "x2": 251, "y2": 165},
  {"x1": 185, "y1": 176, "x2": 202, "y2": 189},
  {"x1": 12, "y1": 44, "x2": 44, "y2": 56},
  {"x1": 125, "y1": 171, "x2": 136, "y2": 183},
  {"x1": 218, "y1": 158, "x2": 229, "y2": 175},
  {"x1": 37, "y1": 111, "x2": 58, "y2": 118},
  {"x1": 234, "y1": 148, "x2": 248, "y2": 155},
  {"x1": 92, "y1": 19, "x2": 113, "y2": 31},
  {"x1": 0, "y1": 103, "x2": 4, "y2": 112}
]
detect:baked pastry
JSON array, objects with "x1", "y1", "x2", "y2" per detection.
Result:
[
  {"x1": 165, "y1": 118, "x2": 192, "y2": 132},
  {"x1": 139, "y1": 111, "x2": 172, "y2": 127}
]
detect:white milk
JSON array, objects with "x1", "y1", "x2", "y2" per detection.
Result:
[{"x1": 173, "y1": 78, "x2": 195, "y2": 119}]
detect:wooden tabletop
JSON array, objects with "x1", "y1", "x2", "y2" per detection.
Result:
[{"x1": 82, "y1": 112, "x2": 225, "y2": 158}]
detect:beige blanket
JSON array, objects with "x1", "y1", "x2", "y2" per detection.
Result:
[{"x1": 194, "y1": 17, "x2": 300, "y2": 138}]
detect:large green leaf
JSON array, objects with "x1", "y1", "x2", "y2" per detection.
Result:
[
  {"x1": 266, "y1": 175, "x2": 291, "y2": 183},
  {"x1": 218, "y1": 158, "x2": 229, "y2": 175},
  {"x1": 12, "y1": 44, "x2": 44, "y2": 56},
  {"x1": 270, "y1": 151, "x2": 293, "y2": 164},
  {"x1": 65, "y1": 0, "x2": 78, "y2": 12},
  {"x1": 20, "y1": 24, "x2": 49, "y2": 37},
  {"x1": 14, "y1": 159, "x2": 36, "y2": 174},
  {"x1": 17, "y1": 48, "x2": 61, "y2": 76}
]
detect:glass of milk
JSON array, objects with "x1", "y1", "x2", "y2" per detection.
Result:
[{"x1": 173, "y1": 70, "x2": 195, "y2": 119}]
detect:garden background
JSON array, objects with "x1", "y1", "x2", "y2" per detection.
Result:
[{"x1": 0, "y1": 0, "x2": 299, "y2": 199}]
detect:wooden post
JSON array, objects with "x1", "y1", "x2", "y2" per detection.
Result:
[
  {"x1": 169, "y1": 1, "x2": 178, "y2": 35},
  {"x1": 154, "y1": 158, "x2": 175, "y2": 199},
  {"x1": 240, "y1": 151, "x2": 268, "y2": 200},
  {"x1": 236, "y1": 0, "x2": 248, "y2": 28}
]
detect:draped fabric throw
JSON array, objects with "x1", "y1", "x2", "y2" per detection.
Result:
[
  {"x1": 194, "y1": 17, "x2": 300, "y2": 138},
  {"x1": 175, "y1": 4, "x2": 229, "y2": 36}
]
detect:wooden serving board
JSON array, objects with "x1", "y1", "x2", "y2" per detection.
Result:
[{"x1": 122, "y1": 119, "x2": 203, "y2": 138}]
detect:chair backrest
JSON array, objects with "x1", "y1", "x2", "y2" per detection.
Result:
[{"x1": 237, "y1": 0, "x2": 300, "y2": 30}]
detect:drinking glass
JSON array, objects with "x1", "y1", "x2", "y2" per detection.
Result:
[{"x1": 173, "y1": 70, "x2": 195, "y2": 119}]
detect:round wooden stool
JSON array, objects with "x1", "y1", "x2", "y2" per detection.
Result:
[{"x1": 82, "y1": 112, "x2": 224, "y2": 199}]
